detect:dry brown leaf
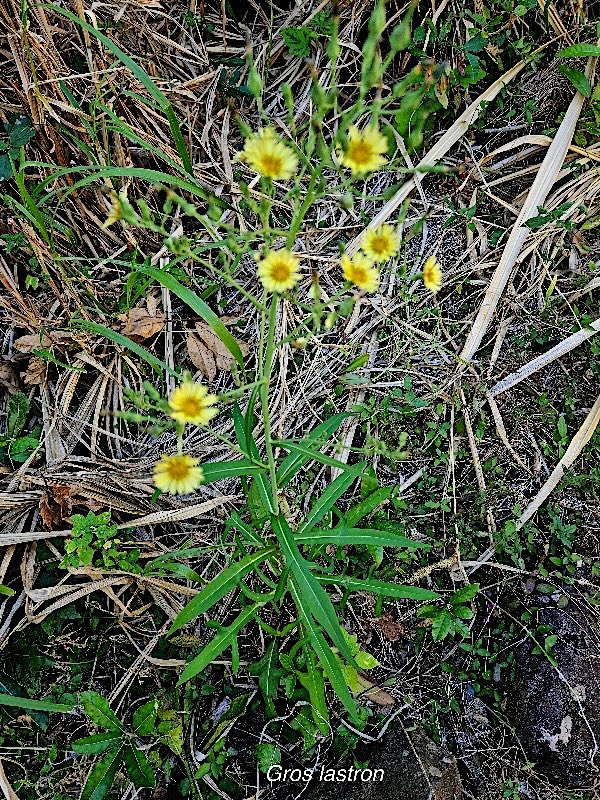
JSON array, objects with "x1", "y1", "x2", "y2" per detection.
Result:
[
  {"x1": 118, "y1": 307, "x2": 165, "y2": 341},
  {"x1": 187, "y1": 322, "x2": 249, "y2": 379},
  {"x1": 22, "y1": 357, "x2": 47, "y2": 386},
  {"x1": 13, "y1": 333, "x2": 52, "y2": 352},
  {"x1": 0, "y1": 362, "x2": 19, "y2": 393},
  {"x1": 39, "y1": 485, "x2": 74, "y2": 530},
  {"x1": 186, "y1": 331, "x2": 216, "y2": 382}
]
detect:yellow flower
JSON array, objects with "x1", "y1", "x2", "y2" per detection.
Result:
[
  {"x1": 360, "y1": 224, "x2": 400, "y2": 262},
  {"x1": 340, "y1": 125, "x2": 388, "y2": 176},
  {"x1": 102, "y1": 192, "x2": 126, "y2": 228},
  {"x1": 341, "y1": 252, "x2": 380, "y2": 293},
  {"x1": 235, "y1": 127, "x2": 298, "y2": 180},
  {"x1": 154, "y1": 454, "x2": 204, "y2": 495},
  {"x1": 422, "y1": 256, "x2": 443, "y2": 293},
  {"x1": 168, "y1": 382, "x2": 218, "y2": 426},
  {"x1": 257, "y1": 249, "x2": 301, "y2": 293}
]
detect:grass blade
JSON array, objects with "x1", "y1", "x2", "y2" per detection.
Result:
[
  {"x1": 294, "y1": 526, "x2": 429, "y2": 549},
  {"x1": 0, "y1": 693, "x2": 74, "y2": 713}
]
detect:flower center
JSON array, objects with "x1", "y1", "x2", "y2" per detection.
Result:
[
  {"x1": 371, "y1": 236, "x2": 387, "y2": 254},
  {"x1": 351, "y1": 266, "x2": 368, "y2": 284},
  {"x1": 260, "y1": 154, "x2": 283, "y2": 176},
  {"x1": 348, "y1": 140, "x2": 373, "y2": 166},
  {"x1": 168, "y1": 458, "x2": 191, "y2": 480},
  {"x1": 179, "y1": 397, "x2": 202, "y2": 417},
  {"x1": 270, "y1": 261, "x2": 291, "y2": 282}
]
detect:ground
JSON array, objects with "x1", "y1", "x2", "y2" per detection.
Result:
[{"x1": 0, "y1": 1, "x2": 599, "y2": 799}]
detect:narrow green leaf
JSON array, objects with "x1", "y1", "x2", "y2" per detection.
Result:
[
  {"x1": 558, "y1": 43, "x2": 600, "y2": 58},
  {"x1": 316, "y1": 574, "x2": 440, "y2": 601},
  {"x1": 80, "y1": 692, "x2": 123, "y2": 732},
  {"x1": 72, "y1": 732, "x2": 123, "y2": 755},
  {"x1": 72, "y1": 320, "x2": 178, "y2": 378},
  {"x1": 557, "y1": 65, "x2": 592, "y2": 97},
  {"x1": 81, "y1": 746, "x2": 123, "y2": 800},
  {"x1": 201, "y1": 459, "x2": 266, "y2": 482},
  {"x1": 343, "y1": 486, "x2": 393, "y2": 527},
  {"x1": 272, "y1": 515, "x2": 356, "y2": 665},
  {"x1": 276, "y1": 413, "x2": 351, "y2": 486},
  {"x1": 123, "y1": 745, "x2": 156, "y2": 788},
  {"x1": 169, "y1": 548, "x2": 274, "y2": 635},
  {"x1": 0, "y1": 585, "x2": 15, "y2": 597},
  {"x1": 177, "y1": 604, "x2": 261, "y2": 684},
  {"x1": 289, "y1": 580, "x2": 359, "y2": 722},
  {"x1": 274, "y1": 440, "x2": 358, "y2": 472},
  {"x1": 132, "y1": 699, "x2": 158, "y2": 735},
  {"x1": 294, "y1": 526, "x2": 429, "y2": 549},
  {"x1": 299, "y1": 465, "x2": 363, "y2": 534},
  {"x1": 136, "y1": 264, "x2": 244, "y2": 368},
  {"x1": 0, "y1": 693, "x2": 74, "y2": 713}
]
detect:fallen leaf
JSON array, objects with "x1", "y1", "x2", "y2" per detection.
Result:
[
  {"x1": 194, "y1": 321, "x2": 249, "y2": 371},
  {"x1": 118, "y1": 307, "x2": 165, "y2": 341},
  {"x1": 186, "y1": 332, "x2": 216, "y2": 383},
  {"x1": 13, "y1": 333, "x2": 52, "y2": 353},
  {"x1": 368, "y1": 611, "x2": 406, "y2": 642},
  {"x1": 22, "y1": 358, "x2": 47, "y2": 386},
  {"x1": 0, "y1": 362, "x2": 19, "y2": 393},
  {"x1": 39, "y1": 485, "x2": 74, "y2": 530}
]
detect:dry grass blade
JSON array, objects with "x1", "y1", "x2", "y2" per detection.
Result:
[
  {"x1": 517, "y1": 394, "x2": 600, "y2": 529},
  {"x1": 0, "y1": 531, "x2": 69, "y2": 547},
  {"x1": 0, "y1": 761, "x2": 19, "y2": 800},
  {"x1": 115, "y1": 495, "x2": 238, "y2": 528},
  {"x1": 460, "y1": 56, "x2": 595, "y2": 363},
  {"x1": 489, "y1": 318, "x2": 600, "y2": 397},
  {"x1": 345, "y1": 58, "x2": 529, "y2": 256}
]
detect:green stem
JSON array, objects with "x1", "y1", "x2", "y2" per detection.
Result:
[{"x1": 261, "y1": 296, "x2": 280, "y2": 512}]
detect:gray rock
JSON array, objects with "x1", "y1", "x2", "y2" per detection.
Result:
[{"x1": 513, "y1": 601, "x2": 600, "y2": 789}]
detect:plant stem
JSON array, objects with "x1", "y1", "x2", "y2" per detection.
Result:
[{"x1": 261, "y1": 296, "x2": 280, "y2": 512}]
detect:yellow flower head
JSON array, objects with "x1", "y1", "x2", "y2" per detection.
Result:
[
  {"x1": 153, "y1": 454, "x2": 204, "y2": 495},
  {"x1": 340, "y1": 125, "x2": 388, "y2": 176},
  {"x1": 103, "y1": 192, "x2": 128, "y2": 229},
  {"x1": 235, "y1": 127, "x2": 298, "y2": 180},
  {"x1": 360, "y1": 224, "x2": 400, "y2": 262},
  {"x1": 257, "y1": 249, "x2": 301, "y2": 293},
  {"x1": 341, "y1": 252, "x2": 380, "y2": 293},
  {"x1": 168, "y1": 382, "x2": 218, "y2": 426},
  {"x1": 422, "y1": 256, "x2": 443, "y2": 294}
]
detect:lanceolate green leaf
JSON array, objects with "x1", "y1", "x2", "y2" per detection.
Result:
[
  {"x1": 71, "y1": 320, "x2": 179, "y2": 379},
  {"x1": 298, "y1": 465, "x2": 364, "y2": 534},
  {"x1": 558, "y1": 43, "x2": 600, "y2": 58},
  {"x1": 343, "y1": 486, "x2": 393, "y2": 527},
  {"x1": 0, "y1": 693, "x2": 74, "y2": 713},
  {"x1": 72, "y1": 732, "x2": 123, "y2": 755},
  {"x1": 177, "y1": 604, "x2": 261, "y2": 684},
  {"x1": 289, "y1": 580, "x2": 359, "y2": 723},
  {"x1": 316, "y1": 574, "x2": 441, "y2": 601},
  {"x1": 169, "y1": 548, "x2": 275, "y2": 635},
  {"x1": 81, "y1": 746, "x2": 123, "y2": 800},
  {"x1": 80, "y1": 692, "x2": 124, "y2": 732},
  {"x1": 294, "y1": 526, "x2": 429, "y2": 549},
  {"x1": 136, "y1": 264, "x2": 245, "y2": 368},
  {"x1": 201, "y1": 459, "x2": 266, "y2": 483},
  {"x1": 274, "y1": 440, "x2": 358, "y2": 472},
  {"x1": 272, "y1": 515, "x2": 356, "y2": 665},
  {"x1": 123, "y1": 745, "x2": 156, "y2": 788},
  {"x1": 132, "y1": 699, "x2": 158, "y2": 735},
  {"x1": 276, "y1": 413, "x2": 352, "y2": 486}
]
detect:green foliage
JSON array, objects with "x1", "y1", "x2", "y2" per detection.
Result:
[
  {"x1": 417, "y1": 584, "x2": 479, "y2": 641},
  {"x1": 0, "y1": 116, "x2": 36, "y2": 180},
  {"x1": 0, "y1": 391, "x2": 41, "y2": 465},
  {"x1": 281, "y1": 9, "x2": 334, "y2": 58},
  {"x1": 74, "y1": 693, "x2": 158, "y2": 799},
  {"x1": 61, "y1": 511, "x2": 140, "y2": 572}
]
